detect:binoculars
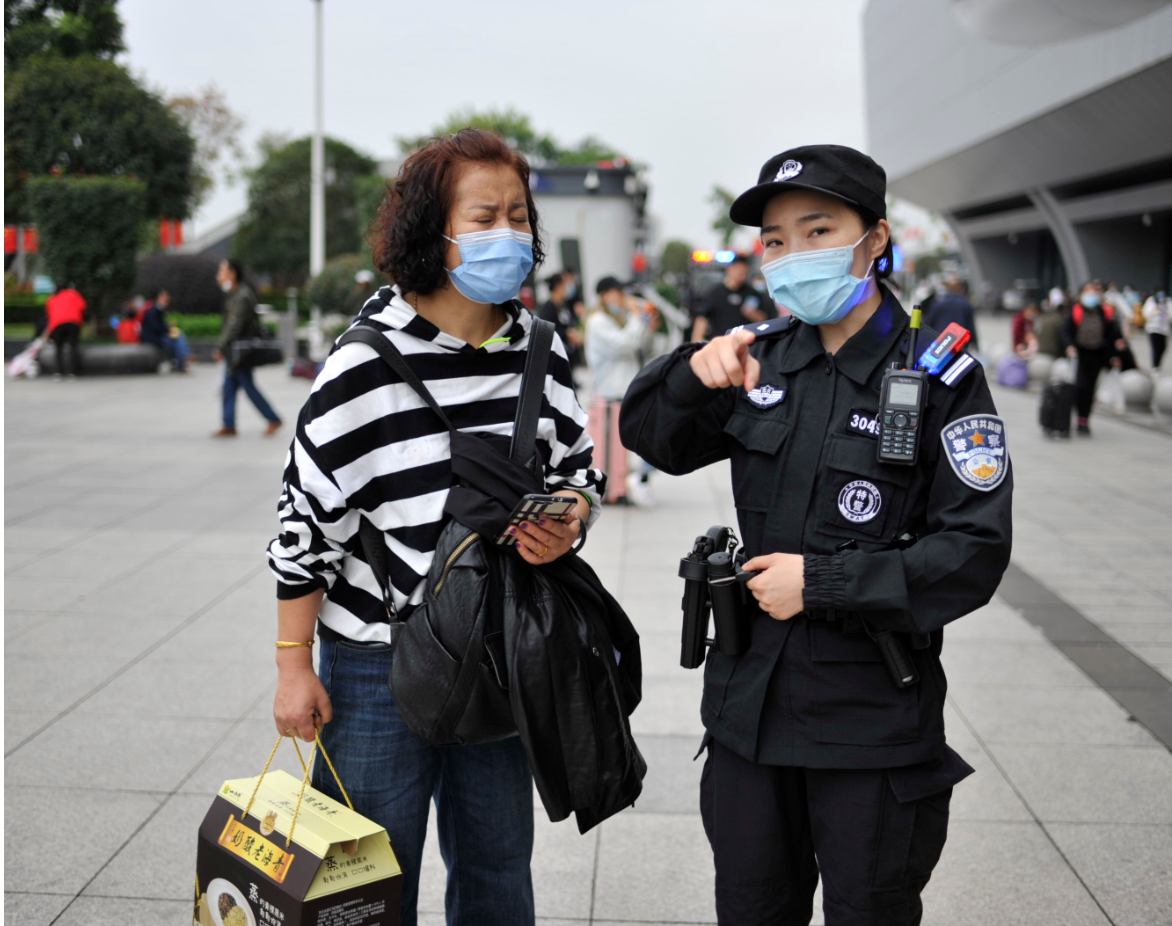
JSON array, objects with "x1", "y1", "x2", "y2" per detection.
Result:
[{"x1": 678, "y1": 526, "x2": 758, "y2": 669}]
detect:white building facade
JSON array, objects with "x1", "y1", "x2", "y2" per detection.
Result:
[{"x1": 863, "y1": 0, "x2": 1172, "y2": 299}]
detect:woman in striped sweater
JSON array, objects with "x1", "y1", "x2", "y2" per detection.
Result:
[{"x1": 267, "y1": 130, "x2": 604, "y2": 926}]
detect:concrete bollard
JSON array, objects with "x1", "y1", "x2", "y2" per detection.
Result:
[
  {"x1": 1049, "y1": 357, "x2": 1074, "y2": 383},
  {"x1": 1154, "y1": 377, "x2": 1172, "y2": 415},
  {"x1": 1028, "y1": 353, "x2": 1055, "y2": 381},
  {"x1": 1120, "y1": 370, "x2": 1154, "y2": 410}
]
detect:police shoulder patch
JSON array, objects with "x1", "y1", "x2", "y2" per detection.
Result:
[{"x1": 940, "y1": 414, "x2": 1009, "y2": 492}]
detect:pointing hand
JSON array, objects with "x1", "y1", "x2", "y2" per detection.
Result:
[{"x1": 689, "y1": 329, "x2": 761, "y2": 392}]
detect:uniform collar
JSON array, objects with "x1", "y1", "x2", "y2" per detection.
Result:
[{"x1": 776, "y1": 289, "x2": 908, "y2": 386}]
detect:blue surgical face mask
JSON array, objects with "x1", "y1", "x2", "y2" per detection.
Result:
[
  {"x1": 444, "y1": 228, "x2": 535, "y2": 304},
  {"x1": 1081, "y1": 292, "x2": 1101, "y2": 307},
  {"x1": 760, "y1": 231, "x2": 874, "y2": 326}
]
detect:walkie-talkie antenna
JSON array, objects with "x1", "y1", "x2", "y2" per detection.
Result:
[{"x1": 907, "y1": 305, "x2": 922, "y2": 370}]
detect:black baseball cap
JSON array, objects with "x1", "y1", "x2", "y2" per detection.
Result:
[{"x1": 729, "y1": 144, "x2": 887, "y2": 227}]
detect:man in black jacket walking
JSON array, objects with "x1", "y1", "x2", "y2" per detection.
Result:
[{"x1": 211, "y1": 259, "x2": 282, "y2": 437}]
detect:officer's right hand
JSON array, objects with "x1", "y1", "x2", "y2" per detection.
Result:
[{"x1": 689, "y1": 329, "x2": 760, "y2": 392}]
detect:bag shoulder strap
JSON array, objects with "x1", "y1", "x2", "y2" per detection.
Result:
[
  {"x1": 512, "y1": 317, "x2": 554, "y2": 473},
  {"x1": 357, "y1": 517, "x2": 397, "y2": 621},
  {"x1": 336, "y1": 325, "x2": 456, "y2": 433}
]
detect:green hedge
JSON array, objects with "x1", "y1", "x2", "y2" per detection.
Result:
[
  {"x1": 169, "y1": 313, "x2": 222, "y2": 338},
  {"x1": 3, "y1": 293, "x2": 50, "y2": 325}
]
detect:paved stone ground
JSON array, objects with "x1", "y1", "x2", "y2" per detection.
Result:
[{"x1": 5, "y1": 353, "x2": 1171, "y2": 925}]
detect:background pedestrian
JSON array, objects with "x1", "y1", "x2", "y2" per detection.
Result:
[
  {"x1": 211, "y1": 258, "x2": 282, "y2": 437},
  {"x1": 43, "y1": 282, "x2": 86, "y2": 381},
  {"x1": 690, "y1": 253, "x2": 765, "y2": 342},
  {"x1": 1063, "y1": 280, "x2": 1125, "y2": 435}
]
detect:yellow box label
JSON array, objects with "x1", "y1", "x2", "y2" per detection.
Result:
[{"x1": 217, "y1": 815, "x2": 295, "y2": 883}]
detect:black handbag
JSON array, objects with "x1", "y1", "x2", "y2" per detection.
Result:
[
  {"x1": 230, "y1": 338, "x2": 284, "y2": 370},
  {"x1": 338, "y1": 318, "x2": 555, "y2": 746}
]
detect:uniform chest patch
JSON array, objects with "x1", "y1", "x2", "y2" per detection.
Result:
[
  {"x1": 846, "y1": 408, "x2": 880, "y2": 439},
  {"x1": 941, "y1": 415, "x2": 1009, "y2": 492},
  {"x1": 746, "y1": 384, "x2": 786, "y2": 408},
  {"x1": 838, "y1": 480, "x2": 882, "y2": 523}
]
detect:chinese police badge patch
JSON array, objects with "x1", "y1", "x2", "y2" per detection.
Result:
[{"x1": 940, "y1": 415, "x2": 1009, "y2": 492}]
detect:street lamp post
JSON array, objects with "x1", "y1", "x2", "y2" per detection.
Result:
[{"x1": 310, "y1": 0, "x2": 325, "y2": 279}]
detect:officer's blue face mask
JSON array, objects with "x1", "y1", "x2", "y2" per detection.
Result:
[
  {"x1": 444, "y1": 228, "x2": 535, "y2": 304},
  {"x1": 760, "y1": 230, "x2": 874, "y2": 326},
  {"x1": 1081, "y1": 292, "x2": 1101, "y2": 307}
]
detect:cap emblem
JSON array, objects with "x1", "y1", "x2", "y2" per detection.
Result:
[{"x1": 775, "y1": 159, "x2": 803, "y2": 181}]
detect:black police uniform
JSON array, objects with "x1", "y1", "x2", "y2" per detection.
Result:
[
  {"x1": 619, "y1": 145, "x2": 1013, "y2": 926},
  {"x1": 700, "y1": 281, "x2": 765, "y2": 338}
]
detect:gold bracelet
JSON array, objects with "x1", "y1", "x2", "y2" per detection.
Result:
[{"x1": 275, "y1": 640, "x2": 314, "y2": 649}]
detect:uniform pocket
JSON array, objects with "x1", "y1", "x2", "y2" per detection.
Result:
[
  {"x1": 809, "y1": 622, "x2": 919, "y2": 746},
  {"x1": 722, "y1": 413, "x2": 790, "y2": 512},
  {"x1": 815, "y1": 435, "x2": 912, "y2": 542}
]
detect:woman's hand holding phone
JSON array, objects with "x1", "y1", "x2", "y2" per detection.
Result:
[{"x1": 509, "y1": 491, "x2": 589, "y2": 565}]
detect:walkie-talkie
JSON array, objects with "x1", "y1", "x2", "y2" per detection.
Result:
[{"x1": 877, "y1": 306, "x2": 927, "y2": 466}]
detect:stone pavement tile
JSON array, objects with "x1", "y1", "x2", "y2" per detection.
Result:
[
  {"x1": 629, "y1": 677, "x2": 706, "y2": 737},
  {"x1": 921, "y1": 821, "x2": 1109, "y2": 926},
  {"x1": 8, "y1": 541, "x2": 175, "y2": 579},
  {"x1": 632, "y1": 734, "x2": 705, "y2": 815},
  {"x1": 1129, "y1": 642, "x2": 1172, "y2": 667},
  {"x1": 4, "y1": 892, "x2": 73, "y2": 926},
  {"x1": 947, "y1": 685, "x2": 1159, "y2": 746},
  {"x1": 4, "y1": 653, "x2": 127, "y2": 714},
  {"x1": 5, "y1": 547, "x2": 46, "y2": 572},
  {"x1": 178, "y1": 717, "x2": 285, "y2": 798},
  {"x1": 638, "y1": 630, "x2": 690, "y2": 678},
  {"x1": 1046, "y1": 823, "x2": 1172, "y2": 926},
  {"x1": 11, "y1": 505, "x2": 131, "y2": 531},
  {"x1": 5, "y1": 712, "x2": 235, "y2": 792},
  {"x1": 52, "y1": 896, "x2": 190, "y2": 926},
  {"x1": 530, "y1": 816, "x2": 597, "y2": 919},
  {"x1": 592, "y1": 812, "x2": 716, "y2": 924},
  {"x1": 992, "y1": 744, "x2": 1172, "y2": 823},
  {"x1": 6, "y1": 611, "x2": 175, "y2": 658},
  {"x1": 73, "y1": 563, "x2": 264, "y2": 618},
  {"x1": 85, "y1": 793, "x2": 210, "y2": 901},
  {"x1": 5, "y1": 710, "x2": 58, "y2": 752},
  {"x1": 1051, "y1": 587, "x2": 1170, "y2": 609},
  {"x1": 4, "y1": 517, "x2": 93, "y2": 548},
  {"x1": 4, "y1": 572, "x2": 107, "y2": 612},
  {"x1": 1106, "y1": 623, "x2": 1172, "y2": 644},
  {"x1": 4, "y1": 785, "x2": 164, "y2": 894},
  {"x1": 940, "y1": 640, "x2": 1094, "y2": 688},
  {"x1": 1080, "y1": 606, "x2": 1172, "y2": 626},
  {"x1": 4, "y1": 609, "x2": 46, "y2": 642},
  {"x1": 71, "y1": 651, "x2": 276, "y2": 721},
  {"x1": 942, "y1": 703, "x2": 1032, "y2": 823},
  {"x1": 149, "y1": 608, "x2": 277, "y2": 665},
  {"x1": 182, "y1": 529, "x2": 279, "y2": 558},
  {"x1": 944, "y1": 602, "x2": 1044, "y2": 642}
]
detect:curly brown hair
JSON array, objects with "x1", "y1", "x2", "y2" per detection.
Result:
[{"x1": 368, "y1": 128, "x2": 545, "y2": 296}]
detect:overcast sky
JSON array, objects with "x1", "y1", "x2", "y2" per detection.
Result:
[{"x1": 120, "y1": 0, "x2": 869, "y2": 249}]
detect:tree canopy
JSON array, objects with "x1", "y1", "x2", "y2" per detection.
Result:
[
  {"x1": 5, "y1": 48, "x2": 196, "y2": 223},
  {"x1": 27, "y1": 175, "x2": 145, "y2": 311},
  {"x1": 4, "y1": 0, "x2": 124, "y2": 72},
  {"x1": 167, "y1": 84, "x2": 245, "y2": 209},
  {"x1": 398, "y1": 107, "x2": 623, "y2": 166},
  {"x1": 233, "y1": 135, "x2": 380, "y2": 287},
  {"x1": 708, "y1": 185, "x2": 737, "y2": 248}
]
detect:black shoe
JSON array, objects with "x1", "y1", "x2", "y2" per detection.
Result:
[{"x1": 1076, "y1": 423, "x2": 1091, "y2": 436}]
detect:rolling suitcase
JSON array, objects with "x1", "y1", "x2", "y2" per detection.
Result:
[
  {"x1": 1039, "y1": 381, "x2": 1075, "y2": 438},
  {"x1": 586, "y1": 398, "x2": 629, "y2": 503}
]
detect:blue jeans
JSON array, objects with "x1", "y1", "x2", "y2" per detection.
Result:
[
  {"x1": 312, "y1": 633, "x2": 535, "y2": 926},
  {"x1": 221, "y1": 365, "x2": 279, "y2": 428}
]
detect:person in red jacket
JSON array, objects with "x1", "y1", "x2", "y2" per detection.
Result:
[{"x1": 44, "y1": 284, "x2": 86, "y2": 380}]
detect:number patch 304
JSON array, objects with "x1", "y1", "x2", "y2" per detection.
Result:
[{"x1": 847, "y1": 408, "x2": 880, "y2": 439}]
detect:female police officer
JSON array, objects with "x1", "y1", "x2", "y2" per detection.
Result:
[{"x1": 620, "y1": 145, "x2": 1012, "y2": 926}]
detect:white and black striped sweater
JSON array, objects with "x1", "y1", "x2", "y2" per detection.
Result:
[{"x1": 266, "y1": 286, "x2": 605, "y2": 643}]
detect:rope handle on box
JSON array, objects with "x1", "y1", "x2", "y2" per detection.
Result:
[{"x1": 241, "y1": 731, "x2": 354, "y2": 848}]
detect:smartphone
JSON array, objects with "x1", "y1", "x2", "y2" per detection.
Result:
[{"x1": 496, "y1": 494, "x2": 577, "y2": 545}]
